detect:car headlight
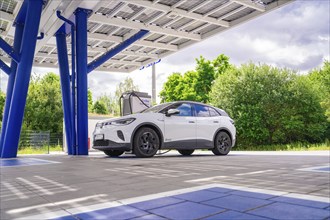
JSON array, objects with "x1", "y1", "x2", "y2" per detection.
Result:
[
  {"x1": 229, "y1": 119, "x2": 235, "y2": 125},
  {"x1": 111, "y1": 118, "x2": 136, "y2": 126},
  {"x1": 96, "y1": 122, "x2": 103, "y2": 128}
]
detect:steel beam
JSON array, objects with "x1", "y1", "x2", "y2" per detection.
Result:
[
  {"x1": 75, "y1": 8, "x2": 90, "y2": 155},
  {"x1": 56, "y1": 29, "x2": 73, "y2": 155},
  {"x1": 87, "y1": 30, "x2": 149, "y2": 73},
  {"x1": 0, "y1": 37, "x2": 20, "y2": 63},
  {"x1": 0, "y1": 59, "x2": 11, "y2": 75},
  {"x1": 1, "y1": 0, "x2": 43, "y2": 158},
  {"x1": 0, "y1": 24, "x2": 24, "y2": 155}
]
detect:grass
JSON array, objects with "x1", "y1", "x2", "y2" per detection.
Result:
[
  {"x1": 17, "y1": 141, "x2": 329, "y2": 154},
  {"x1": 18, "y1": 145, "x2": 63, "y2": 155},
  {"x1": 234, "y1": 140, "x2": 330, "y2": 151}
]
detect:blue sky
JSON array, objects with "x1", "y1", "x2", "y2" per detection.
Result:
[{"x1": 0, "y1": 0, "x2": 329, "y2": 102}]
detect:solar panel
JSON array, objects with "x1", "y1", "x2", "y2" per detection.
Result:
[{"x1": 0, "y1": 0, "x2": 293, "y2": 73}]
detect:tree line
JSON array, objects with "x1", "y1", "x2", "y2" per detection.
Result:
[
  {"x1": 0, "y1": 75, "x2": 138, "y2": 134},
  {"x1": 160, "y1": 55, "x2": 329, "y2": 147},
  {"x1": 0, "y1": 55, "x2": 328, "y2": 148}
]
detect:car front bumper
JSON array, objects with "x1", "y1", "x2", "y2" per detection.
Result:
[{"x1": 93, "y1": 139, "x2": 131, "y2": 151}]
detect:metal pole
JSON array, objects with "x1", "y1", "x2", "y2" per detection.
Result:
[
  {"x1": 0, "y1": 37, "x2": 20, "y2": 63},
  {"x1": 75, "y1": 8, "x2": 90, "y2": 155},
  {"x1": 87, "y1": 30, "x2": 149, "y2": 73},
  {"x1": 1, "y1": 0, "x2": 43, "y2": 158},
  {"x1": 56, "y1": 11, "x2": 77, "y2": 155},
  {"x1": 55, "y1": 30, "x2": 73, "y2": 155},
  {"x1": 152, "y1": 64, "x2": 156, "y2": 105},
  {"x1": 0, "y1": 23, "x2": 24, "y2": 154},
  {"x1": 0, "y1": 60, "x2": 11, "y2": 75}
]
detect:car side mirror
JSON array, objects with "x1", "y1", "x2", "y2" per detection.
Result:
[{"x1": 166, "y1": 109, "x2": 180, "y2": 117}]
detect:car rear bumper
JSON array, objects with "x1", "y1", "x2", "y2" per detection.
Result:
[{"x1": 93, "y1": 139, "x2": 131, "y2": 151}]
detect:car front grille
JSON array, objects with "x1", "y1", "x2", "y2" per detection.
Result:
[{"x1": 93, "y1": 140, "x2": 110, "y2": 146}]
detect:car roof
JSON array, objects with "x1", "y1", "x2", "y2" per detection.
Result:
[{"x1": 170, "y1": 100, "x2": 215, "y2": 108}]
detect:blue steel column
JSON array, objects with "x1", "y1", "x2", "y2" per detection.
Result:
[
  {"x1": 55, "y1": 29, "x2": 73, "y2": 155},
  {"x1": 1, "y1": 0, "x2": 43, "y2": 158},
  {"x1": 75, "y1": 8, "x2": 90, "y2": 155},
  {"x1": 0, "y1": 23, "x2": 24, "y2": 154}
]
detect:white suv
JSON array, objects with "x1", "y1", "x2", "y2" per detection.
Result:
[{"x1": 93, "y1": 101, "x2": 236, "y2": 158}]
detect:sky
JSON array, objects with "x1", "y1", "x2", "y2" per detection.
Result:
[{"x1": 0, "y1": 0, "x2": 329, "y2": 103}]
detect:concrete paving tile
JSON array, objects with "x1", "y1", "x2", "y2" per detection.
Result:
[
  {"x1": 53, "y1": 215, "x2": 77, "y2": 220},
  {"x1": 202, "y1": 195, "x2": 273, "y2": 212},
  {"x1": 149, "y1": 201, "x2": 224, "y2": 219},
  {"x1": 248, "y1": 202, "x2": 330, "y2": 220},
  {"x1": 173, "y1": 190, "x2": 227, "y2": 202},
  {"x1": 202, "y1": 210, "x2": 271, "y2": 220},
  {"x1": 229, "y1": 190, "x2": 276, "y2": 200},
  {"x1": 72, "y1": 205, "x2": 148, "y2": 220},
  {"x1": 205, "y1": 187, "x2": 234, "y2": 194},
  {"x1": 270, "y1": 196, "x2": 329, "y2": 208},
  {"x1": 129, "y1": 197, "x2": 184, "y2": 210},
  {"x1": 0, "y1": 195, "x2": 50, "y2": 210},
  {"x1": 130, "y1": 214, "x2": 167, "y2": 220}
]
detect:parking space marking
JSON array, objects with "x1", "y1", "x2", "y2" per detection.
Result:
[
  {"x1": 186, "y1": 176, "x2": 228, "y2": 183},
  {"x1": 105, "y1": 167, "x2": 200, "y2": 179},
  {"x1": 1, "y1": 182, "x2": 29, "y2": 199},
  {"x1": 0, "y1": 158, "x2": 60, "y2": 167},
  {"x1": 297, "y1": 164, "x2": 330, "y2": 173},
  {"x1": 235, "y1": 170, "x2": 274, "y2": 176},
  {"x1": 17, "y1": 184, "x2": 330, "y2": 220}
]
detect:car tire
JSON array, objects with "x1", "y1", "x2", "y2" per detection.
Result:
[
  {"x1": 178, "y1": 149, "x2": 194, "y2": 156},
  {"x1": 212, "y1": 131, "x2": 232, "y2": 155},
  {"x1": 133, "y1": 127, "x2": 160, "y2": 158},
  {"x1": 104, "y1": 150, "x2": 124, "y2": 157}
]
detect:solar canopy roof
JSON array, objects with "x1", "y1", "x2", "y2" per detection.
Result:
[{"x1": 0, "y1": 0, "x2": 292, "y2": 73}]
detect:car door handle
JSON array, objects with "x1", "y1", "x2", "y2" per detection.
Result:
[
  {"x1": 213, "y1": 121, "x2": 219, "y2": 123},
  {"x1": 188, "y1": 121, "x2": 195, "y2": 123}
]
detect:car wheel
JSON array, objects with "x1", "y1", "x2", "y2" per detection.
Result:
[
  {"x1": 212, "y1": 131, "x2": 232, "y2": 155},
  {"x1": 133, "y1": 127, "x2": 160, "y2": 158},
  {"x1": 178, "y1": 149, "x2": 194, "y2": 156},
  {"x1": 104, "y1": 150, "x2": 124, "y2": 157}
]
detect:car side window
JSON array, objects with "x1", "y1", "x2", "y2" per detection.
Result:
[
  {"x1": 209, "y1": 107, "x2": 220, "y2": 117},
  {"x1": 175, "y1": 103, "x2": 193, "y2": 116},
  {"x1": 194, "y1": 104, "x2": 210, "y2": 117}
]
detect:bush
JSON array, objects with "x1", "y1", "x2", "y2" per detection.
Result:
[{"x1": 210, "y1": 63, "x2": 328, "y2": 148}]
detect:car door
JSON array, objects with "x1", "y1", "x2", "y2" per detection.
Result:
[
  {"x1": 194, "y1": 104, "x2": 221, "y2": 148},
  {"x1": 163, "y1": 103, "x2": 196, "y2": 149}
]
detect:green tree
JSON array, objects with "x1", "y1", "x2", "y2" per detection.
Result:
[
  {"x1": 93, "y1": 100, "x2": 108, "y2": 114},
  {"x1": 24, "y1": 73, "x2": 63, "y2": 133},
  {"x1": 115, "y1": 77, "x2": 139, "y2": 99},
  {"x1": 308, "y1": 61, "x2": 330, "y2": 121},
  {"x1": 88, "y1": 89, "x2": 93, "y2": 113},
  {"x1": 210, "y1": 63, "x2": 328, "y2": 147},
  {"x1": 0, "y1": 91, "x2": 5, "y2": 122},
  {"x1": 160, "y1": 54, "x2": 230, "y2": 103},
  {"x1": 159, "y1": 73, "x2": 184, "y2": 102}
]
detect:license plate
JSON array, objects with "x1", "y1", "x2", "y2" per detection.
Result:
[{"x1": 94, "y1": 134, "x2": 104, "y2": 140}]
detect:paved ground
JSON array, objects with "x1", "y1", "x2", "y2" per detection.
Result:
[{"x1": 0, "y1": 151, "x2": 329, "y2": 219}]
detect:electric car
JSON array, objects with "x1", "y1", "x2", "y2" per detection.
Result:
[{"x1": 93, "y1": 101, "x2": 236, "y2": 158}]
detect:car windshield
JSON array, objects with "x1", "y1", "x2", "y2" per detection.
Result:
[{"x1": 141, "y1": 103, "x2": 172, "y2": 113}]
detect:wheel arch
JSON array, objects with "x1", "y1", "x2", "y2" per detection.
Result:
[
  {"x1": 130, "y1": 122, "x2": 164, "y2": 149},
  {"x1": 213, "y1": 128, "x2": 234, "y2": 147}
]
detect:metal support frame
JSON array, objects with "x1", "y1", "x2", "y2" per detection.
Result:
[
  {"x1": 57, "y1": 11, "x2": 77, "y2": 155},
  {"x1": 0, "y1": 23, "x2": 24, "y2": 155},
  {"x1": 0, "y1": 59, "x2": 11, "y2": 75},
  {"x1": 1, "y1": 0, "x2": 44, "y2": 158},
  {"x1": 87, "y1": 30, "x2": 149, "y2": 73},
  {"x1": 75, "y1": 8, "x2": 90, "y2": 155},
  {"x1": 0, "y1": 37, "x2": 20, "y2": 63},
  {"x1": 56, "y1": 29, "x2": 73, "y2": 155},
  {"x1": 152, "y1": 64, "x2": 156, "y2": 104}
]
